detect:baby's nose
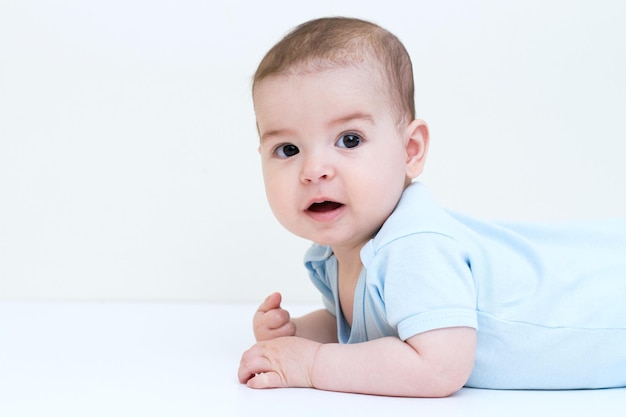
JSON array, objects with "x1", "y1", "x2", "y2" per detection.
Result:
[{"x1": 300, "y1": 154, "x2": 334, "y2": 183}]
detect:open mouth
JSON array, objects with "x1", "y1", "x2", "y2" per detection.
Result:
[{"x1": 307, "y1": 201, "x2": 344, "y2": 213}]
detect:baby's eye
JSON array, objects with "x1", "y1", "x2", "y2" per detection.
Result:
[
  {"x1": 274, "y1": 143, "x2": 300, "y2": 158},
  {"x1": 336, "y1": 133, "x2": 362, "y2": 149}
]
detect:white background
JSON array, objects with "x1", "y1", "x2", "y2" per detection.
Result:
[{"x1": 1, "y1": 0, "x2": 625, "y2": 303}]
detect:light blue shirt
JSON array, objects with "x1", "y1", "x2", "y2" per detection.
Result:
[{"x1": 304, "y1": 182, "x2": 626, "y2": 389}]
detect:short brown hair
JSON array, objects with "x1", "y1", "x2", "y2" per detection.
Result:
[{"x1": 253, "y1": 17, "x2": 415, "y2": 125}]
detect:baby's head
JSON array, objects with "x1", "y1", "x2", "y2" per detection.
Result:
[
  {"x1": 252, "y1": 17, "x2": 428, "y2": 248},
  {"x1": 253, "y1": 17, "x2": 415, "y2": 128}
]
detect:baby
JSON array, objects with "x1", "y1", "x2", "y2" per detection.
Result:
[{"x1": 237, "y1": 16, "x2": 626, "y2": 397}]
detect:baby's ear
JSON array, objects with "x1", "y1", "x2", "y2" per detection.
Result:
[{"x1": 404, "y1": 119, "x2": 430, "y2": 179}]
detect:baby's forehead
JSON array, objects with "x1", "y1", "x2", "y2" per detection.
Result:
[
  {"x1": 253, "y1": 66, "x2": 390, "y2": 119},
  {"x1": 253, "y1": 63, "x2": 407, "y2": 132}
]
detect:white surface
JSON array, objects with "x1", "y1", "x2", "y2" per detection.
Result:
[
  {"x1": 2, "y1": 1, "x2": 626, "y2": 303},
  {"x1": 1, "y1": 302, "x2": 624, "y2": 417}
]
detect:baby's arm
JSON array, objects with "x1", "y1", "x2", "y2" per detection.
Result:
[
  {"x1": 292, "y1": 309, "x2": 338, "y2": 343},
  {"x1": 253, "y1": 292, "x2": 337, "y2": 343},
  {"x1": 239, "y1": 326, "x2": 476, "y2": 397}
]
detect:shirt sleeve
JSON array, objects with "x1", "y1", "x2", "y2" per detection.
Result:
[{"x1": 362, "y1": 232, "x2": 478, "y2": 341}]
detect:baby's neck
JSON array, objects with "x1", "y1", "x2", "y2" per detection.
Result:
[{"x1": 334, "y1": 249, "x2": 363, "y2": 328}]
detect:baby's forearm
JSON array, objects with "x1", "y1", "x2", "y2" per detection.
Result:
[
  {"x1": 311, "y1": 336, "x2": 469, "y2": 397},
  {"x1": 240, "y1": 324, "x2": 475, "y2": 397},
  {"x1": 292, "y1": 309, "x2": 338, "y2": 343}
]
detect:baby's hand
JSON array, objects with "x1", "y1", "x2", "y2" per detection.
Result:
[
  {"x1": 253, "y1": 292, "x2": 296, "y2": 341},
  {"x1": 239, "y1": 336, "x2": 321, "y2": 389}
]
